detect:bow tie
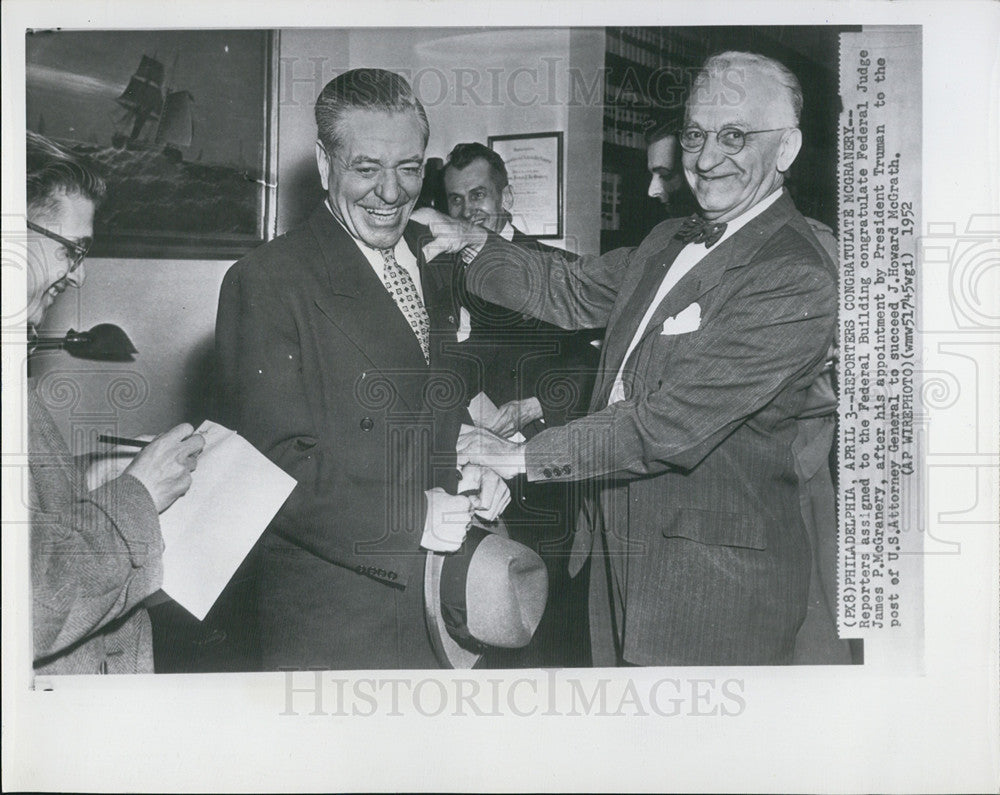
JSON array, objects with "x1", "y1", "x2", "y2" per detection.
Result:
[{"x1": 675, "y1": 215, "x2": 728, "y2": 247}]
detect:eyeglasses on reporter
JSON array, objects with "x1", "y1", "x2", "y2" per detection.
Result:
[{"x1": 26, "y1": 219, "x2": 92, "y2": 273}]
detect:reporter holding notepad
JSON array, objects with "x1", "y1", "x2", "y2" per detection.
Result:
[{"x1": 25, "y1": 133, "x2": 204, "y2": 675}]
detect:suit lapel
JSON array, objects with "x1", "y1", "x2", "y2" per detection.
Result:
[
  {"x1": 405, "y1": 223, "x2": 456, "y2": 329},
  {"x1": 308, "y1": 208, "x2": 427, "y2": 411},
  {"x1": 630, "y1": 236, "x2": 739, "y2": 349},
  {"x1": 594, "y1": 191, "x2": 799, "y2": 405},
  {"x1": 625, "y1": 191, "x2": 801, "y2": 358},
  {"x1": 591, "y1": 235, "x2": 685, "y2": 403}
]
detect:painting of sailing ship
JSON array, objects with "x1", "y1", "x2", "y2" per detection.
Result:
[{"x1": 26, "y1": 30, "x2": 275, "y2": 258}]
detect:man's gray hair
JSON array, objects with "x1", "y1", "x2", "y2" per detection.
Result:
[
  {"x1": 315, "y1": 68, "x2": 429, "y2": 153},
  {"x1": 692, "y1": 51, "x2": 803, "y2": 125}
]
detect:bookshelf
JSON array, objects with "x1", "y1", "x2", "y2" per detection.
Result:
[{"x1": 600, "y1": 27, "x2": 710, "y2": 252}]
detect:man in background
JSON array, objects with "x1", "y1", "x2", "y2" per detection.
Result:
[
  {"x1": 442, "y1": 142, "x2": 599, "y2": 441},
  {"x1": 26, "y1": 132, "x2": 204, "y2": 675},
  {"x1": 441, "y1": 142, "x2": 600, "y2": 665},
  {"x1": 644, "y1": 122, "x2": 696, "y2": 216}
]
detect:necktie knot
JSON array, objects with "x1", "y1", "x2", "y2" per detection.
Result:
[
  {"x1": 675, "y1": 215, "x2": 728, "y2": 247},
  {"x1": 380, "y1": 247, "x2": 398, "y2": 274}
]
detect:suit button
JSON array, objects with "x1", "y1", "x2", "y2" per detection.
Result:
[
  {"x1": 447, "y1": 315, "x2": 455, "y2": 324},
  {"x1": 563, "y1": 465, "x2": 572, "y2": 475},
  {"x1": 388, "y1": 571, "x2": 398, "y2": 581},
  {"x1": 360, "y1": 417, "x2": 374, "y2": 431},
  {"x1": 543, "y1": 468, "x2": 552, "y2": 478}
]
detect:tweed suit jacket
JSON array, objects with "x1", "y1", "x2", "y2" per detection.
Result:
[
  {"x1": 465, "y1": 190, "x2": 838, "y2": 665},
  {"x1": 215, "y1": 205, "x2": 464, "y2": 668},
  {"x1": 29, "y1": 380, "x2": 162, "y2": 675}
]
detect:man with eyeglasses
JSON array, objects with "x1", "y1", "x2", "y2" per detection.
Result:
[
  {"x1": 415, "y1": 51, "x2": 838, "y2": 666},
  {"x1": 25, "y1": 132, "x2": 205, "y2": 674},
  {"x1": 215, "y1": 70, "x2": 486, "y2": 670}
]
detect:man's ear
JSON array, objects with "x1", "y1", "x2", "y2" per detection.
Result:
[
  {"x1": 776, "y1": 128, "x2": 802, "y2": 173},
  {"x1": 501, "y1": 185, "x2": 514, "y2": 213},
  {"x1": 315, "y1": 140, "x2": 331, "y2": 192}
]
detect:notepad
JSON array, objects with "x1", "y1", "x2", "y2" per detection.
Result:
[{"x1": 158, "y1": 420, "x2": 296, "y2": 620}]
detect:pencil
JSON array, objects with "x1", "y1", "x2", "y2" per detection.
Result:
[{"x1": 97, "y1": 434, "x2": 150, "y2": 448}]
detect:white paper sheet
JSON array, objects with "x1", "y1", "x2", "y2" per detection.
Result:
[
  {"x1": 467, "y1": 391, "x2": 527, "y2": 443},
  {"x1": 158, "y1": 420, "x2": 296, "y2": 620}
]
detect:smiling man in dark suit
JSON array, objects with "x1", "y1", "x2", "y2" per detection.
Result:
[
  {"x1": 215, "y1": 69, "x2": 483, "y2": 670},
  {"x1": 415, "y1": 51, "x2": 838, "y2": 666}
]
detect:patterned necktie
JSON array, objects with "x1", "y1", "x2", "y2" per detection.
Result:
[
  {"x1": 380, "y1": 247, "x2": 430, "y2": 364},
  {"x1": 675, "y1": 215, "x2": 728, "y2": 247}
]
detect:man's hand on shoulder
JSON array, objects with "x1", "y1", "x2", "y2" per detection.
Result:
[{"x1": 411, "y1": 207, "x2": 488, "y2": 263}]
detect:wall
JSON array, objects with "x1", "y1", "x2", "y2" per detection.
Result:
[
  {"x1": 34, "y1": 259, "x2": 230, "y2": 439},
  {"x1": 33, "y1": 28, "x2": 605, "y2": 440}
]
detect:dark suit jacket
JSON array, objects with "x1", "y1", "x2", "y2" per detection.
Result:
[
  {"x1": 215, "y1": 205, "x2": 464, "y2": 669},
  {"x1": 443, "y1": 229, "x2": 601, "y2": 572},
  {"x1": 465, "y1": 190, "x2": 838, "y2": 665},
  {"x1": 448, "y1": 229, "x2": 601, "y2": 436}
]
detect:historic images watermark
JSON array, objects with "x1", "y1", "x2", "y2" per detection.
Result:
[
  {"x1": 279, "y1": 57, "x2": 719, "y2": 113},
  {"x1": 279, "y1": 670, "x2": 747, "y2": 718}
]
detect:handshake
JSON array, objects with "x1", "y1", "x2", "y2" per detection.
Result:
[{"x1": 420, "y1": 418, "x2": 530, "y2": 553}]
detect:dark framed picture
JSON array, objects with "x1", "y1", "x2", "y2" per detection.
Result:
[
  {"x1": 25, "y1": 29, "x2": 278, "y2": 259},
  {"x1": 488, "y1": 131, "x2": 563, "y2": 239}
]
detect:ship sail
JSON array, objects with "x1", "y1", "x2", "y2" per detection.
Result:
[
  {"x1": 116, "y1": 55, "x2": 166, "y2": 141},
  {"x1": 155, "y1": 90, "x2": 194, "y2": 147}
]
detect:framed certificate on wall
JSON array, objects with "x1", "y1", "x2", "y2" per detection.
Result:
[{"x1": 488, "y1": 131, "x2": 563, "y2": 239}]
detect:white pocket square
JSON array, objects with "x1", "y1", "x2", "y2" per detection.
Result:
[
  {"x1": 660, "y1": 302, "x2": 701, "y2": 335},
  {"x1": 456, "y1": 306, "x2": 472, "y2": 343}
]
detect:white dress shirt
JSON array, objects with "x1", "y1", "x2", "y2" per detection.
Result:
[
  {"x1": 608, "y1": 188, "x2": 784, "y2": 405},
  {"x1": 326, "y1": 199, "x2": 424, "y2": 303}
]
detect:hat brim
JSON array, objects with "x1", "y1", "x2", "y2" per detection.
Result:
[{"x1": 424, "y1": 549, "x2": 482, "y2": 669}]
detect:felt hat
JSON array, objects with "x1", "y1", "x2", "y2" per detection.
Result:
[{"x1": 424, "y1": 521, "x2": 548, "y2": 668}]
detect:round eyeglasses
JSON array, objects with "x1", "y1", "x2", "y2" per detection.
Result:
[
  {"x1": 678, "y1": 126, "x2": 793, "y2": 155},
  {"x1": 26, "y1": 220, "x2": 92, "y2": 273}
]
